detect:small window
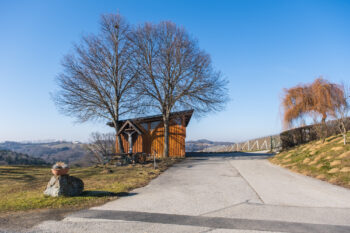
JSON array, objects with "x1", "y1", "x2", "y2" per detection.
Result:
[
  {"x1": 150, "y1": 121, "x2": 161, "y2": 130},
  {"x1": 173, "y1": 118, "x2": 182, "y2": 126},
  {"x1": 140, "y1": 123, "x2": 148, "y2": 130}
]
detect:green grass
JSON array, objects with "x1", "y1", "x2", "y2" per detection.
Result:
[
  {"x1": 270, "y1": 132, "x2": 350, "y2": 188},
  {"x1": 0, "y1": 159, "x2": 179, "y2": 213}
]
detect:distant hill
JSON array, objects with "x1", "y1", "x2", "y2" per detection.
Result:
[
  {"x1": 0, "y1": 139, "x2": 234, "y2": 164},
  {"x1": 0, "y1": 149, "x2": 48, "y2": 165},
  {"x1": 186, "y1": 139, "x2": 233, "y2": 152},
  {"x1": 0, "y1": 141, "x2": 91, "y2": 166}
]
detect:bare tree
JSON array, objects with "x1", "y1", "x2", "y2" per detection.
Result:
[
  {"x1": 333, "y1": 83, "x2": 350, "y2": 145},
  {"x1": 312, "y1": 115, "x2": 329, "y2": 143},
  {"x1": 53, "y1": 14, "x2": 138, "y2": 153},
  {"x1": 130, "y1": 22, "x2": 228, "y2": 157},
  {"x1": 85, "y1": 132, "x2": 115, "y2": 165}
]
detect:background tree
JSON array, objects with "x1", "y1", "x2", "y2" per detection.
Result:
[
  {"x1": 53, "y1": 14, "x2": 137, "y2": 153},
  {"x1": 311, "y1": 78, "x2": 345, "y2": 123},
  {"x1": 130, "y1": 22, "x2": 228, "y2": 157},
  {"x1": 283, "y1": 77, "x2": 345, "y2": 127},
  {"x1": 85, "y1": 132, "x2": 115, "y2": 166},
  {"x1": 332, "y1": 83, "x2": 350, "y2": 145},
  {"x1": 282, "y1": 77, "x2": 346, "y2": 142}
]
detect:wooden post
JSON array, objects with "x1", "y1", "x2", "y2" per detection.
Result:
[
  {"x1": 270, "y1": 136, "x2": 273, "y2": 151},
  {"x1": 153, "y1": 150, "x2": 157, "y2": 169}
]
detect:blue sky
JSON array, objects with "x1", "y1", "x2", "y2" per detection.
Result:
[{"x1": 0, "y1": 0, "x2": 349, "y2": 142}]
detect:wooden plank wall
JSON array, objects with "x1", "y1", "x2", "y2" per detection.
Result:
[
  {"x1": 116, "y1": 119, "x2": 186, "y2": 157},
  {"x1": 116, "y1": 133, "x2": 143, "y2": 153},
  {"x1": 150, "y1": 124, "x2": 164, "y2": 157},
  {"x1": 169, "y1": 123, "x2": 186, "y2": 157},
  {"x1": 149, "y1": 121, "x2": 186, "y2": 158}
]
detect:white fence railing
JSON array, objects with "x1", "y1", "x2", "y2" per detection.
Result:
[{"x1": 203, "y1": 135, "x2": 281, "y2": 152}]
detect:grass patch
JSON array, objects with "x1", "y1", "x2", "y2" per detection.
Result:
[
  {"x1": 0, "y1": 158, "x2": 179, "y2": 213},
  {"x1": 269, "y1": 132, "x2": 350, "y2": 188}
]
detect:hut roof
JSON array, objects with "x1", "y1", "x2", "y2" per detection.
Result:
[
  {"x1": 117, "y1": 120, "x2": 143, "y2": 136},
  {"x1": 107, "y1": 109, "x2": 194, "y2": 128}
]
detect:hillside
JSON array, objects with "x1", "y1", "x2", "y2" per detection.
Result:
[
  {"x1": 185, "y1": 139, "x2": 233, "y2": 152},
  {"x1": 270, "y1": 132, "x2": 350, "y2": 188},
  {"x1": 0, "y1": 141, "x2": 90, "y2": 165},
  {"x1": 0, "y1": 139, "x2": 235, "y2": 164},
  {"x1": 0, "y1": 150, "x2": 48, "y2": 165}
]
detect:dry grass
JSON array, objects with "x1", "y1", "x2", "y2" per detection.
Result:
[
  {"x1": 270, "y1": 132, "x2": 350, "y2": 188},
  {"x1": 0, "y1": 158, "x2": 179, "y2": 213}
]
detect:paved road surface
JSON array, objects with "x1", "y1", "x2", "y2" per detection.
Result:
[{"x1": 32, "y1": 152, "x2": 350, "y2": 233}]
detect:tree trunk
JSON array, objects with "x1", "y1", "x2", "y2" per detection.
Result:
[
  {"x1": 321, "y1": 113, "x2": 327, "y2": 124},
  {"x1": 341, "y1": 122, "x2": 347, "y2": 145},
  {"x1": 321, "y1": 124, "x2": 327, "y2": 143},
  {"x1": 163, "y1": 117, "x2": 170, "y2": 158},
  {"x1": 114, "y1": 121, "x2": 124, "y2": 153},
  {"x1": 117, "y1": 134, "x2": 124, "y2": 153}
]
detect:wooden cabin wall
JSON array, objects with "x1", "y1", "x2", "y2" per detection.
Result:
[
  {"x1": 116, "y1": 118, "x2": 187, "y2": 157},
  {"x1": 150, "y1": 125, "x2": 164, "y2": 157},
  {"x1": 116, "y1": 133, "x2": 143, "y2": 153},
  {"x1": 148, "y1": 121, "x2": 186, "y2": 158},
  {"x1": 169, "y1": 123, "x2": 186, "y2": 157}
]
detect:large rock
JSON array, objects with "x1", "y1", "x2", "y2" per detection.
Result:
[{"x1": 44, "y1": 175, "x2": 84, "y2": 197}]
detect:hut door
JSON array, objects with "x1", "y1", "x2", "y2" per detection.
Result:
[{"x1": 118, "y1": 120, "x2": 142, "y2": 154}]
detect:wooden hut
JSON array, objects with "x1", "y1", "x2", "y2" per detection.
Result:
[{"x1": 110, "y1": 110, "x2": 193, "y2": 158}]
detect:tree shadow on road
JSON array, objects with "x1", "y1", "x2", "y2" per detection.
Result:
[{"x1": 81, "y1": 191, "x2": 138, "y2": 197}]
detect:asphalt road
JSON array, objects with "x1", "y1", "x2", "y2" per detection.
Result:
[{"x1": 32, "y1": 152, "x2": 350, "y2": 233}]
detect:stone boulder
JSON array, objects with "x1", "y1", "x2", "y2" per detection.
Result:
[{"x1": 44, "y1": 175, "x2": 84, "y2": 197}]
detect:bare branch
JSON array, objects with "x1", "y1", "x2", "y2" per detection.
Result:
[
  {"x1": 129, "y1": 21, "x2": 229, "y2": 156},
  {"x1": 85, "y1": 132, "x2": 115, "y2": 165},
  {"x1": 53, "y1": 14, "x2": 139, "y2": 153}
]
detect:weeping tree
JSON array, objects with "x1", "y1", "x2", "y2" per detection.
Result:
[
  {"x1": 282, "y1": 77, "x2": 346, "y2": 142},
  {"x1": 53, "y1": 14, "x2": 138, "y2": 152},
  {"x1": 130, "y1": 21, "x2": 228, "y2": 157}
]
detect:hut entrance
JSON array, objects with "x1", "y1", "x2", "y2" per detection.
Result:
[{"x1": 117, "y1": 120, "x2": 142, "y2": 153}]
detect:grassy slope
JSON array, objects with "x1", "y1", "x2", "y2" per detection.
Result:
[
  {"x1": 270, "y1": 132, "x2": 350, "y2": 189},
  {"x1": 0, "y1": 159, "x2": 178, "y2": 213}
]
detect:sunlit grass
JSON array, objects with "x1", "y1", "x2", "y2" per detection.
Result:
[
  {"x1": 270, "y1": 132, "x2": 350, "y2": 188},
  {"x1": 0, "y1": 159, "x2": 178, "y2": 213}
]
